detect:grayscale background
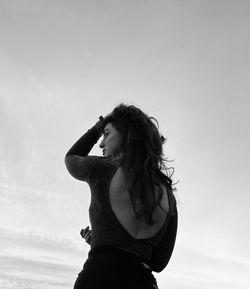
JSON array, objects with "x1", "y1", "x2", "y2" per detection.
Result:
[{"x1": 0, "y1": 1, "x2": 249, "y2": 288}]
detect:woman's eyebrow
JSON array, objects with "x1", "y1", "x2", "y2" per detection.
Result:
[{"x1": 102, "y1": 128, "x2": 110, "y2": 135}]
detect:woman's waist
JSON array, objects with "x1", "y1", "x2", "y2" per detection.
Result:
[
  {"x1": 115, "y1": 246, "x2": 151, "y2": 269},
  {"x1": 88, "y1": 245, "x2": 152, "y2": 270}
]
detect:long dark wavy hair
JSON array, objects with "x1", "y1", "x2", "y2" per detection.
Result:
[{"x1": 103, "y1": 103, "x2": 175, "y2": 226}]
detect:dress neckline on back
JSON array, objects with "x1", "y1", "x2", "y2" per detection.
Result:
[{"x1": 106, "y1": 162, "x2": 171, "y2": 241}]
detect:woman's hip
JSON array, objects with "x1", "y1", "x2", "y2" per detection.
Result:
[{"x1": 73, "y1": 246, "x2": 159, "y2": 289}]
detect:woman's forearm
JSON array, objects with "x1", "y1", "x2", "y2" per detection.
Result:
[{"x1": 65, "y1": 117, "x2": 105, "y2": 158}]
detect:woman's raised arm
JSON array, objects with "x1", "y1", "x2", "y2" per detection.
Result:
[{"x1": 64, "y1": 116, "x2": 106, "y2": 182}]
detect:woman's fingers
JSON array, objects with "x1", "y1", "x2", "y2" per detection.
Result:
[
  {"x1": 80, "y1": 229, "x2": 86, "y2": 238},
  {"x1": 84, "y1": 231, "x2": 91, "y2": 240},
  {"x1": 80, "y1": 226, "x2": 89, "y2": 235},
  {"x1": 80, "y1": 227, "x2": 91, "y2": 242}
]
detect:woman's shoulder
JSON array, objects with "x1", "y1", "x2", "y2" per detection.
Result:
[{"x1": 88, "y1": 156, "x2": 120, "y2": 180}]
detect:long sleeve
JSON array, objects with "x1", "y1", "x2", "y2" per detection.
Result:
[
  {"x1": 64, "y1": 118, "x2": 105, "y2": 183},
  {"x1": 149, "y1": 213, "x2": 178, "y2": 272},
  {"x1": 147, "y1": 174, "x2": 178, "y2": 272}
]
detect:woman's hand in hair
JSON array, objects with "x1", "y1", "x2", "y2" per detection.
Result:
[
  {"x1": 80, "y1": 226, "x2": 92, "y2": 245},
  {"x1": 95, "y1": 113, "x2": 112, "y2": 136}
]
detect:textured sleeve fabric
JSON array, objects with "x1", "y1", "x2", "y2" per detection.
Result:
[{"x1": 64, "y1": 120, "x2": 104, "y2": 183}]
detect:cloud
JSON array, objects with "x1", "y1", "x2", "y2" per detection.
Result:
[{"x1": 0, "y1": 254, "x2": 77, "y2": 289}]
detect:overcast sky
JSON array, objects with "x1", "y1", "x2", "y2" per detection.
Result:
[{"x1": 0, "y1": 1, "x2": 249, "y2": 288}]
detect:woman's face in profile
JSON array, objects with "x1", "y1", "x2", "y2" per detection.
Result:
[{"x1": 99, "y1": 123, "x2": 123, "y2": 159}]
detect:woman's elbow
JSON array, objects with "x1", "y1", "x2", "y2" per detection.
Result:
[
  {"x1": 150, "y1": 260, "x2": 167, "y2": 273},
  {"x1": 64, "y1": 155, "x2": 71, "y2": 171},
  {"x1": 64, "y1": 155, "x2": 77, "y2": 178}
]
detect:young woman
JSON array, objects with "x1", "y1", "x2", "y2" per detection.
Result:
[{"x1": 65, "y1": 103, "x2": 178, "y2": 289}]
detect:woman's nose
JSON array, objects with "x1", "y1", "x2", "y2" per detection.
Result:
[{"x1": 99, "y1": 139, "x2": 104, "y2": 148}]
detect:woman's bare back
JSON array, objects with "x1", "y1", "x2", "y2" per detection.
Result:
[{"x1": 109, "y1": 166, "x2": 170, "y2": 239}]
